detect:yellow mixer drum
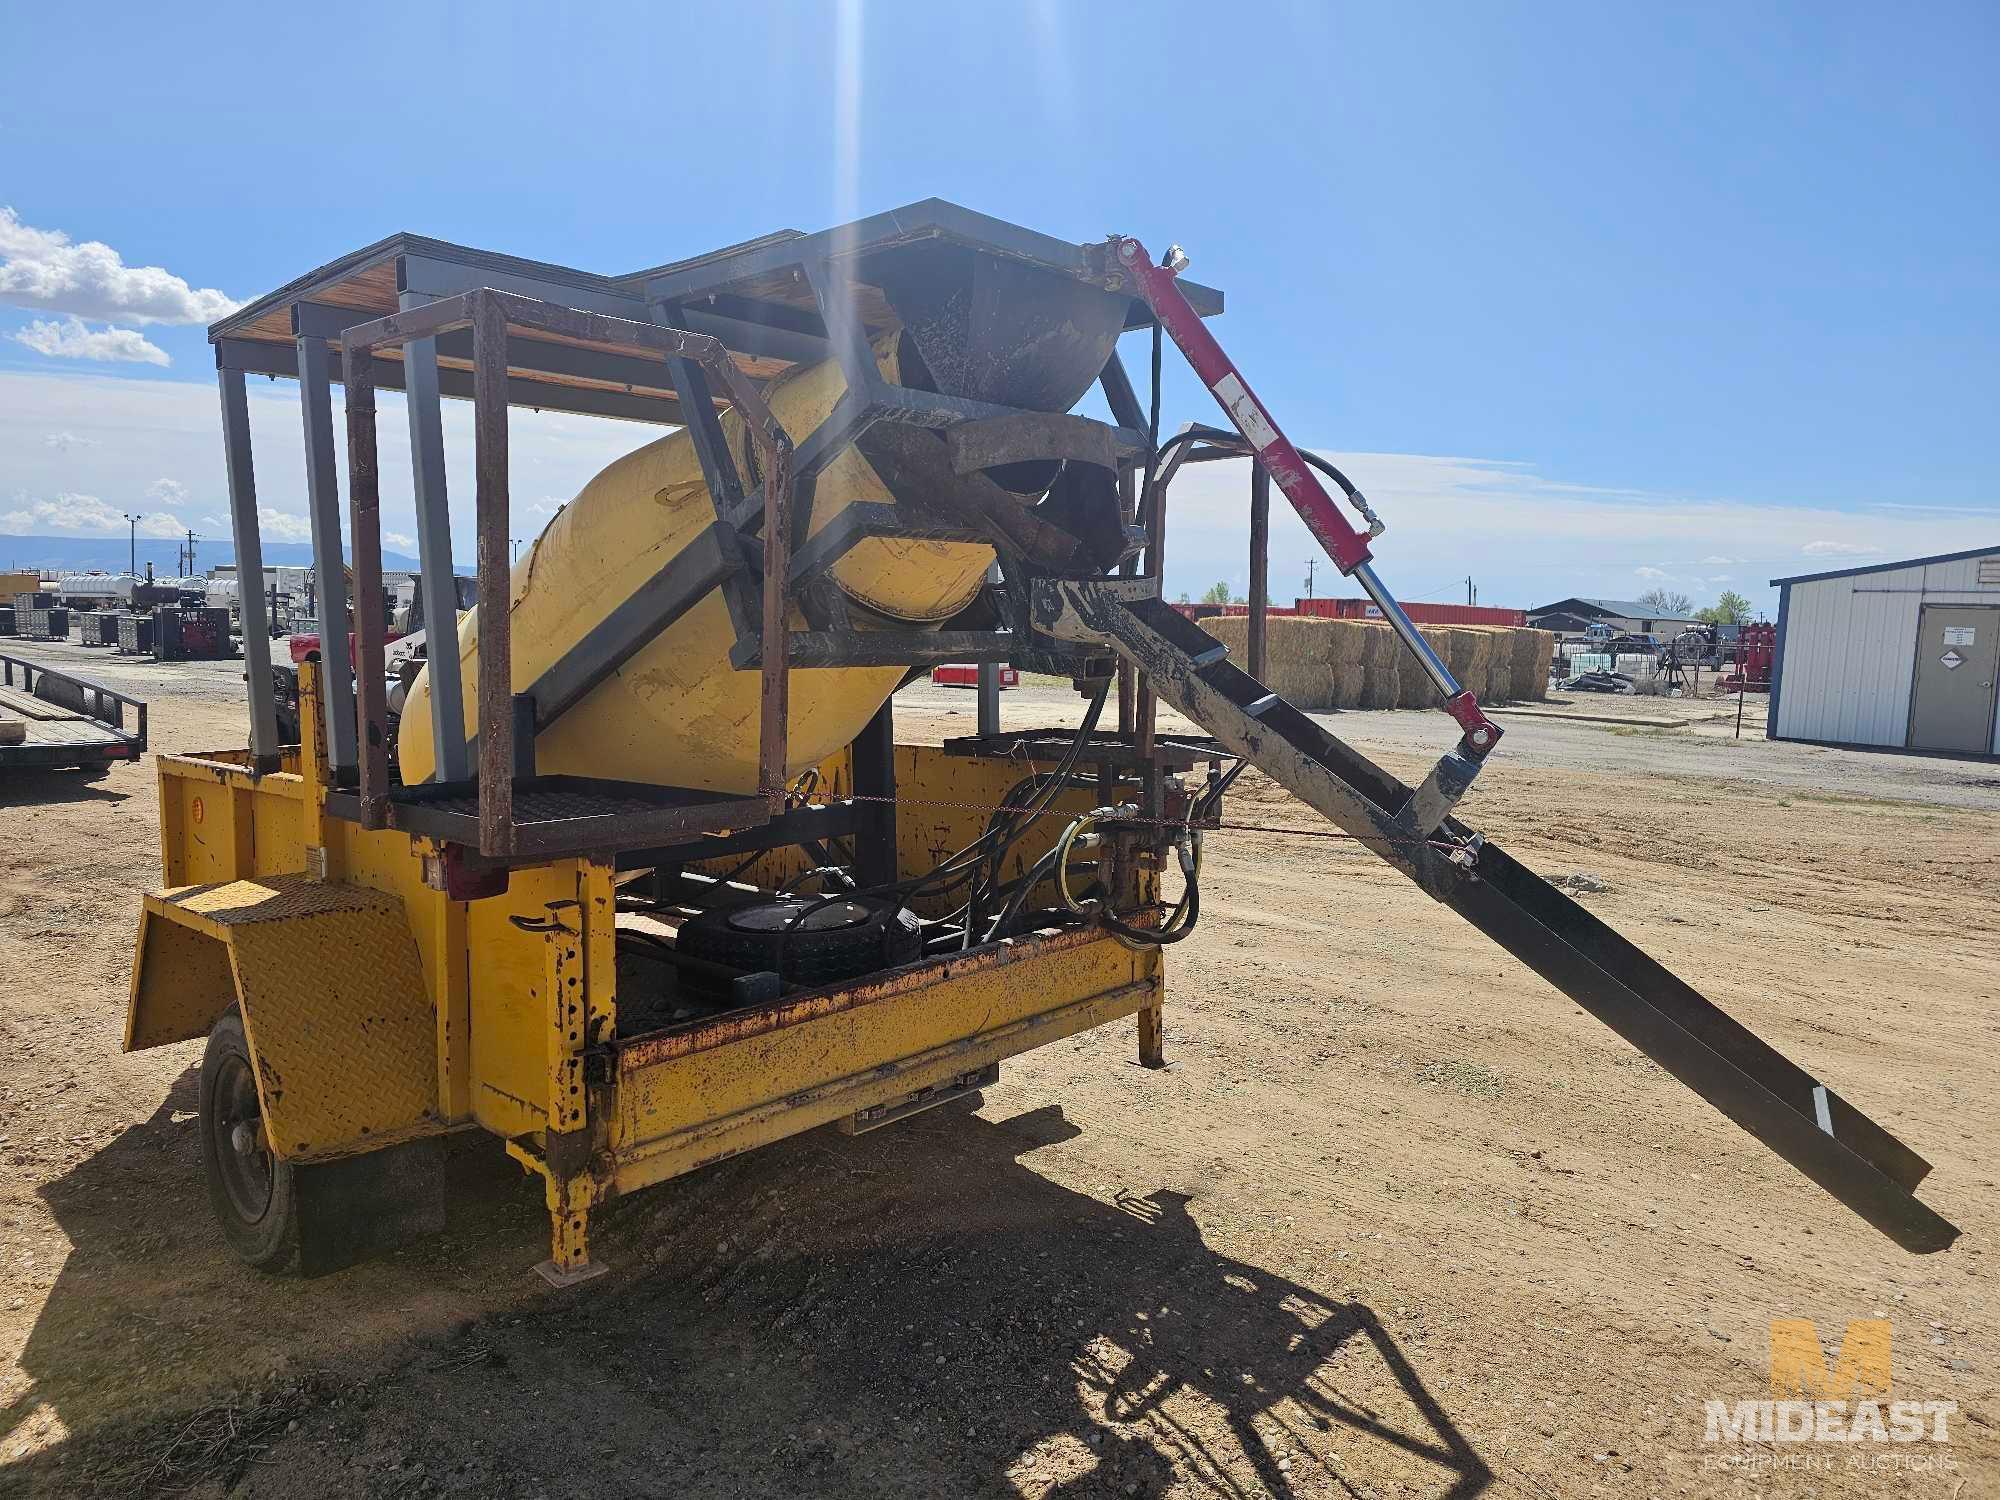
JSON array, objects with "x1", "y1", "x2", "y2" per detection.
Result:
[{"x1": 397, "y1": 338, "x2": 994, "y2": 792}]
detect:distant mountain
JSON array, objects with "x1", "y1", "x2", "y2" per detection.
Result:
[{"x1": 0, "y1": 535, "x2": 432, "y2": 577}]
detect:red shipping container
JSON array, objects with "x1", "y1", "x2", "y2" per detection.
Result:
[
  {"x1": 930, "y1": 664, "x2": 1018, "y2": 688},
  {"x1": 1296, "y1": 598, "x2": 1525, "y2": 627}
]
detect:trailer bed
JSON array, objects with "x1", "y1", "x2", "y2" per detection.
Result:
[{"x1": 0, "y1": 654, "x2": 146, "y2": 774}]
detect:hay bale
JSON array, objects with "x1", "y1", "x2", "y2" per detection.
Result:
[
  {"x1": 1473, "y1": 627, "x2": 1508, "y2": 701},
  {"x1": 1444, "y1": 628, "x2": 1495, "y2": 701},
  {"x1": 1397, "y1": 627, "x2": 1449, "y2": 708},
  {"x1": 1511, "y1": 627, "x2": 1556, "y2": 701},
  {"x1": 1217, "y1": 614, "x2": 1327, "y2": 708},
  {"x1": 1361, "y1": 664, "x2": 1400, "y2": 709},
  {"x1": 1202, "y1": 614, "x2": 1248, "y2": 661},
  {"x1": 1329, "y1": 661, "x2": 1365, "y2": 707},
  {"x1": 1355, "y1": 622, "x2": 1398, "y2": 669}
]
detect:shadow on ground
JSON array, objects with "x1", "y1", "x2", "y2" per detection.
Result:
[
  {"x1": 0, "y1": 770, "x2": 127, "y2": 808},
  {"x1": 6, "y1": 1096, "x2": 1490, "y2": 1498}
]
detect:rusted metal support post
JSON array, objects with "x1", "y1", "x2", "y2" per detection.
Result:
[
  {"x1": 1248, "y1": 459, "x2": 1270, "y2": 683},
  {"x1": 342, "y1": 345, "x2": 390, "y2": 826},
  {"x1": 1138, "y1": 999, "x2": 1165, "y2": 1068},
  {"x1": 471, "y1": 292, "x2": 514, "y2": 857},
  {"x1": 400, "y1": 292, "x2": 471, "y2": 784},
  {"x1": 296, "y1": 333, "x2": 357, "y2": 776},
  {"x1": 216, "y1": 363, "x2": 281, "y2": 771}
]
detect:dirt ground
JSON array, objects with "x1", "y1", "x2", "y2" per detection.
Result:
[{"x1": 0, "y1": 645, "x2": 1993, "y2": 1498}]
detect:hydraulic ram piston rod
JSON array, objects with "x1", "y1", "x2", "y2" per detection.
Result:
[{"x1": 1105, "y1": 234, "x2": 1502, "y2": 760}]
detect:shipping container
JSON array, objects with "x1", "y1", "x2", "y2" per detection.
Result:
[{"x1": 1295, "y1": 597, "x2": 1526, "y2": 627}]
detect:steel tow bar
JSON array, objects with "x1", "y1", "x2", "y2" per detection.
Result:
[{"x1": 1106, "y1": 234, "x2": 1501, "y2": 832}]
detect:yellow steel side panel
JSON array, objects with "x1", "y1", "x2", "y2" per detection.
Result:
[
  {"x1": 463, "y1": 862, "x2": 586, "y2": 1139},
  {"x1": 326, "y1": 819, "x2": 474, "y2": 1123},
  {"x1": 125, "y1": 906, "x2": 236, "y2": 1050},
  {"x1": 154, "y1": 755, "x2": 305, "y2": 887},
  {"x1": 250, "y1": 785, "x2": 305, "y2": 876},
  {"x1": 138, "y1": 875, "x2": 440, "y2": 1161},
  {"x1": 614, "y1": 934, "x2": 1157, "y2": 1173},
  {"x1": 692, "y1": 743, "x2": 1115, "y2": 915},
  {"x1": 893, "y1": 745, "x2": 1114, "y2": 914}
]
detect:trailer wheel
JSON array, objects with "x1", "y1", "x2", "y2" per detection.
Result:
[{"x1": 198, "y1": 1012, "x2": 296, "y2": 1271}]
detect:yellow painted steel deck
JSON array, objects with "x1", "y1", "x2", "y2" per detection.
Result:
[{"x1": 128, "y1": 707, "x2": 1169, "y2": 1276}]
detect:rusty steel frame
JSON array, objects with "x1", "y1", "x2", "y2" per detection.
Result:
[{"x1": 339, "y1": 287, "x2": 797, "y2": 857}]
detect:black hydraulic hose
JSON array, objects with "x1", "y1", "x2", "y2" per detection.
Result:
[
  {"x1": 763, "y1": 681, "x2": 1113, "y2": 972},
  {"x1": 962, "y1": 683, "x2": 1110, "y2": 942}
]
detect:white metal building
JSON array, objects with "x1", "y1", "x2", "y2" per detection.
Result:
[{"x1": 1770, "y1": 545, "x2": 2000, "y2": 757}]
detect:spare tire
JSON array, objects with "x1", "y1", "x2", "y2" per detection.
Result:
[{"x1": 675, "y1": 898, "x2": 922, "y2": 991}]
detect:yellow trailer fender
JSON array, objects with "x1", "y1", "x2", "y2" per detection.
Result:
[{"x1": 127, "y1": 873, "x2": 442, "y2": 1161}]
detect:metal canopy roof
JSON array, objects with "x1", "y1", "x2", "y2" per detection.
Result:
[{"x1": 207, "y1": 199, "x2": 1224, "y2": 425}]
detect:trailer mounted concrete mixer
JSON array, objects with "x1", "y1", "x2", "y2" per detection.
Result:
[{"x1": 123, "y1": 202, "x2": 1954, "y2": 1283}]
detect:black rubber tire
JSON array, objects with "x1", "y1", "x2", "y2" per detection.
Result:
[
  {"x1": 675, "y1": 900, "x2": 921, "y2": 989},
  {"x1": 198, "y1": 1012, "x2": 297, "y2": 1272}
]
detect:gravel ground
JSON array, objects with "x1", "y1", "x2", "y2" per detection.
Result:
[{"x1": 0, "y1": 646, "x2": 1991, "y2": 1497}]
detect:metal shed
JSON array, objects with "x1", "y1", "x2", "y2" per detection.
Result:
[{"x1": 1769, "y1": 544, "x2": 2000, "y2": 757}]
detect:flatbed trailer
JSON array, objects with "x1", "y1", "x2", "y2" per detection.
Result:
[{"x1": 0, "y1": 651, "x2": 147, "y2": 777}]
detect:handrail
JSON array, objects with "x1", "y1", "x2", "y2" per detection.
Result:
[{"x1": 0, "y1": 649, "x2": 148, "y2": 749}]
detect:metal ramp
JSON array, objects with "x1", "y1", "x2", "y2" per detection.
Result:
[{"x1": 1035, "y1": 577, "x2": 1958, "y2": 1254}]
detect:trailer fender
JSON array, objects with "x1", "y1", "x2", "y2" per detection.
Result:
[{"x1": 127, "y1": 874, "x2": 442, "y2": 1162}]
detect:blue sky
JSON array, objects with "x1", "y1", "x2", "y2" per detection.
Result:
[{"x1": 1, "y1": 0, "x2": 1994, "y2": 612}]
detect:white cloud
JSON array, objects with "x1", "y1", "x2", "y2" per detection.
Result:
[
  {"x1": 0, "y1": 491, "x2": 184, "y2": 538},
  {"x1": 1700, "y1": 554, "x2": 1738, "y2": 565},
  {"x1": 258, "y1": 507, "x2": 314, "y2": 543},
  {"x1": 383, "y1": 531, "x2": 417, "y2": 551},
  {"x1": 0, "y1": 207, "x2": 242, "y2": 326},
  {"x1": 1, "y1": 365, "x2": 1993, "y2": 621},
  {"x1": 13, "y1": 315, "x2": 169, "y2": 366},
  {"x1": 0, "y1": 369, "x2": 642, "y2": 563},
  {"x1": 1801, "y1": 539, "x2": 1880, "y2": 557},
  {"x1": 1633, "y1": 565, "x2": 1670, "y2": 579},
  {"x1": 43, "y1": 429, "x2": 94, "y2": 450},
  {"x1": 1162, "y1": 450, "x2": 1998, "y2": 613},
  {"x1": 147, "y1": 477, "x2": 189, "y2": 505}
]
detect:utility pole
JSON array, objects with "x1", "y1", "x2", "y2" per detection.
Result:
[
  {"x1": 123, "y1": 512, "x2": 143, "y2": 575},
  {"x1": 511, "y1": 538, "x2": 522, "y2": 562},
  {"x1": 1465, "y1": 575, "x2": 1475, "y2": 607},
  {"x1": 185, "y1": 529, "x2": 199, "y2": 578},
  {"x1": 1304, "y1": 557, "x2": 1317, "y2": 600}
]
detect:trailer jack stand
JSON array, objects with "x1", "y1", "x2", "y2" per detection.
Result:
[{"x1": 534, "y1": 1182, "x2": 608, "y2": 1288}]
